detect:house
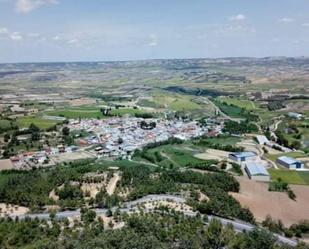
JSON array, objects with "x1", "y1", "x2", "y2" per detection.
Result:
[
  {"x1": 256, "y1": 135, "x2": 269, "y2": 145},
  {"x1": 245, "y1": 162, "x2": 270, "y2": 182},
  {"x1": 276, "y1": 156, "x2": 304, "y2": 170},
  {"x1": 229, "y1": 151, "x2": 257, "y2": 162}
]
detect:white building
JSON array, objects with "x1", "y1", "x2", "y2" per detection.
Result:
[
  {"x1": 229, "y1": 151, "x2": 257, "y2": 163},
  {"x1": 276, "y1": 156, "x2": 304, "y2": 170},
  {"x1": 245, "y1": 162, "x2": 270, "y2": 182}
]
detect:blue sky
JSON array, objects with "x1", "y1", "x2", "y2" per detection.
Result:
[{"x1": 1, "y1": 0, "x2": 309, "y2": 62}]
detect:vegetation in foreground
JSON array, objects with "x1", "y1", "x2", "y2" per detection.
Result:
[{"x1": 0, "y1": 212, "x2": 308, "y2": 249}]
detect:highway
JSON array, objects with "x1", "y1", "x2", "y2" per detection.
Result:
[{"x1": 11, "y1": 194, "x2": 298, "y2": 247}]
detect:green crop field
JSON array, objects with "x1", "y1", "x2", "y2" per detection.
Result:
[
  {"x1": 201, "y1": 135, "x2": 241, "y2": 146},
  {"x1": 17, "y1": 117, "x2": 59, "y2": 129},
  {"x1": 0, "y1": 119, "x2": 12, "y2": 129},
  {"x1": 152, "y1": 94, "x2": 202, "y2": 111},
  {"x1": 109, "y1": 108, "x2": 152, "y2": 116},
  {"x1": 45, "y1": 108, "x2": 103, "y2": 119},
  {"x1": 134, "y1": 144, "x2": 204, "y2": 168},
  {"x1": 268, "y1": 169, "x2": 309, "y2": 185},
  {"x1": 218, "y1": 97, "x2": 258, "y2": 111}
]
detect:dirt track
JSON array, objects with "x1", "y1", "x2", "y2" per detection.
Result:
[{"x1": 231, "y1": 177, "x2": 309, "y2": 226}]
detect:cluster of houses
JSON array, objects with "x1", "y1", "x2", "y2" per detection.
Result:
[
  {"x1": 3, "y1": 145, "x2": 80, "y2": 170},
  {"x1": 68, "y1": 117, "x2": 220, "y2": 159}
]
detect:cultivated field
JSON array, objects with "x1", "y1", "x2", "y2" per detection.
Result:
[
  {"x1": 231, "y1": 177, "x2": 309, "y2": 226},
  {"x1": 269, "y1": 169, "x2": 309, "y2": 185}
]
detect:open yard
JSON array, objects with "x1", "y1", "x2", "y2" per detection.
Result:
[{"x1": 231, "y1": 176, "x2": 309, "y2": 226}]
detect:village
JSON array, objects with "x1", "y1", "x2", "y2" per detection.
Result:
[{"x1": 0, "y1": 116, "x2": 222, "y2": 170}]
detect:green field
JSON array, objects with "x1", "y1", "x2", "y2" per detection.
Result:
[
  {"x1": 269, "y1": 169, "x2": 309, "y2": 185},
  {"x1": 45, "y1": 108, "x2": 103, "y2": 119},
  {"x1": 0, "y1": 119, "x2": 12, "y2": 130},
  {"x1": 17, "y1": 117, "x2": 59, "y2": 129},
  {"x1": 218, "y1": 97, "x2": 258, "y2": 111},
  {"x1": 134, "y1": 144, "x2": 204, "y2": 168},
  {"x1": 109, "y1": 108, "x2": 153, "y2": 117},
  {"x1": 152, "y1": 94, "x2": 202, "y2": 111},
  {"x1": 201, "y1": 135, "x2": 241, "y2": 146}
]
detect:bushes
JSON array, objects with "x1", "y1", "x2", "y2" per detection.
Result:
[
  {"x1": 223, "y1": 120, "x2": 258, "y2": 134},
  {"x1": 269, "y1": 178, "x2": 296, "y2": 200}
]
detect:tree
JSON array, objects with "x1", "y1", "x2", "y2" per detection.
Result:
[
  {"x1": 62, "y1": 127, "x2": 70, "y2": 136},
  {"x1": 4, "y1": 133, "x2": 10, "y2": 143},
  {"x1": 81, "y1": 208, "x2": 96, "y2": 224},
  {"x1": 205, "y1": 219, "x2": 226, "y2": 249}
]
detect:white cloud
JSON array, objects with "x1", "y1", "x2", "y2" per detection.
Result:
[
  {"x1": 27, "y1": 32, "x2": 40, "y2": 37},
  {"x1": 278, "y1": 17, "x2": 294, "y2": 23},
  {"x1": 302, "y1": 23, "x2": 309, "y2": 27},
  {"x1": 0, "y1": 27, "x2": 8, "y2": 34},
  {"x1": 148, "y1": 34, "x2": 158, "y2": 46},
  {"x1": 10, "y1": 32, "x2": 23, "y2": 41},
  {"x1": 271, "y1": 38, "x2": 280, "y2": 43},
  {"x1": 52, "y1": 35, "x2": 60, "y2": 41},
  {"x1": 229, "y1": 14, "x2": 247, "y2": 22},
  {"x1": 67, "y1": 38, "x2": 78, "y2": 44},
  {"x1": 15, "y1": 0, "x2": 58, "y2": 13}
]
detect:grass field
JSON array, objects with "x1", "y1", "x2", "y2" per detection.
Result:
[
  {"x1": 45, "y1": 108, "x2": 103, "y2": 119},
  {"x1": 268, "y1": 169, "x2": 309, "y2": 185},
  {"x1": 218, "y1": 97, "x2": 258, "y2": 111},
  {"x1": 0, "y1": 119, "x2": 12, "y2": 130},
  {"x1": 201, "y1": 135, "x2": 241, "y2": 146},
  {"x1": 17, "y1": 117, "x2": 59, "y2": 129},
  {"x1": 134, "y1": 144, "x2": 204, "y2": 168},
  {"x1": 109, "y1": 108, "x2": 152, "y2": 117},
  {"x1": 152, "y1": 94, "x2": 202, "y2": 111}
]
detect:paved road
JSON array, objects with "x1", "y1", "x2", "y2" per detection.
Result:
[{"x1": 11, "y1": 194, "x2": 297, "y2": 247}]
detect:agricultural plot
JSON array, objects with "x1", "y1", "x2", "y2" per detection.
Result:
[
  {"x1": 109, "y1": 108, "x2": 153, "y2": 117},
  {"x1": 232, "y1": 176, "x2": 309, "y2": 226},
  {"x1": 0, "y1": 120, "x2": 12, "y2": 130},
  {"x1": 200, "y1": 136, "x2": 241, "y2": 146},
  {"x1": 213, "y1": 100, "x2": 247, "y2": 119},
  {"x1": 45, "y1": 108, "x2": 103, "y2": 119},
  {"x1": 268, "y1": 169, "x2": 309, "y2": 185},
  {"x1": 152, "y1": 94, "x2": 202, "y2": 111},
  {"x1": 133, "y1": 144, "x2": 204, "y2": 168},
  {"x1": 217, "y1": 97, "x2": 258, "y2": 111},
  {"x1": 17, "y1": 117, "x2": 59, "y2": 129}
]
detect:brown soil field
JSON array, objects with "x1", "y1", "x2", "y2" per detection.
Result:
[
  {"x1": 231, "y1": 176, "x2": 309, "y2": 226},
  {"x1": 68, "y1": 98, "x2": 97, "y2": 106}
]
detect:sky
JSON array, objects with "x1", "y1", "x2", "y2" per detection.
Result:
[{"x1": 1, "y1": 0, "x2": 309, "y2": 62}]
